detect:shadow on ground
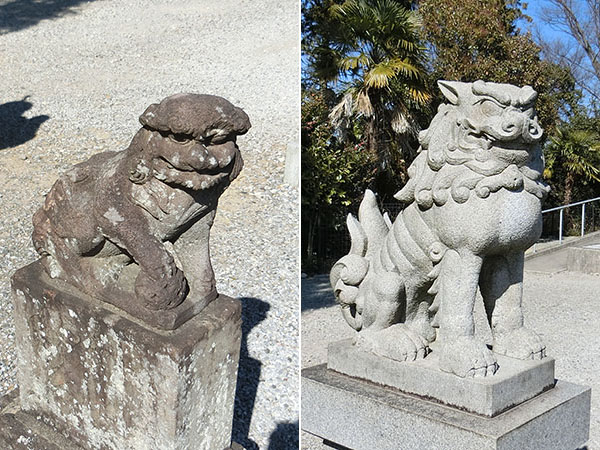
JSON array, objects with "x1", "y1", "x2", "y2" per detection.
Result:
[
  {"x1": 267, "y1": 421, "x2": 299, "y2": 449},
  {"x1": 231, "y1": 297, "x2": 266, "y2": 449},
  {"x1": 301, "y1": 274, "x2": 336, "y2": 311},
  {"x1": 232, "y1": 297, "x2": 299, "y2": 449},
  {"x1": 0, "y1": 0, "x2": 97, "y2": 34},
  {"x1": 0, "y1": 97, "x2": 48, "y2": 150}
]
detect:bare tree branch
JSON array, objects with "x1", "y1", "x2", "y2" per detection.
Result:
[{"x1": 538, "y1": 0, "x2": 600, "y2": 103}]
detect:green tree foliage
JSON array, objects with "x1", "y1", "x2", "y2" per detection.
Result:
[
  {"x1": 544, "y1": 115, "x2": 600, "y2": 207},
  {"x1": 301, "y1": 87, "x2": 376, "y2": 272},
  {"x1": 304, "y1": 0, "x2": 431, "y2": 197},
  {"x1": 419, "y1": 0, "x2": 576, "y2": 136}
]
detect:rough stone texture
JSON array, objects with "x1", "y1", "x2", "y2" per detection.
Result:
[
  {"x1": 567, "y1": 244, "x2": 600, "y2": 274},
  {"x1": 284, "y1": 141, "x2": 299, "y2": 187},
  {"x1": 0, "y1": 389, "x2": 85, "y2": 450},
  {"x1": 331, "y1": 80, "x2": 549, "y2": 378},
  {"x1": 302, "y1": 364, "x2": 591, "y2": 450},
  {"x1": 8, "y1": 261, "x2": 242, "y2": 450},
  {"x1": 31, "y1": 94, "x2": 250, "y2": 328},
  {"x1": 327, "y1": 339, "x2": 555, "y2": 417}
]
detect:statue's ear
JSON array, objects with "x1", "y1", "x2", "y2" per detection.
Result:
[
  {"x1": 139, "y1": 104, "x2": 159, "y2": 127},
  {"x1": 437, "y1": 80, "x2": 461, "y2": 105}
]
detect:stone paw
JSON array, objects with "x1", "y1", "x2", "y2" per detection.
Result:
[
  {"x1": 493, "y1": 327, "x2": 546, "y2": 360},
  {"x1": 355, "y1": 323, "x2": 430, "y2": 362},
  {"x1": 439, "y1": 336, "x2": 498, "y2": 378},
  {"x1": 135, "y1": 266, "x2": 189, "y2": 310}
]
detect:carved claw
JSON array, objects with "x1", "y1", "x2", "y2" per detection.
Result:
[
  {"x1": 135, "y1": 266, "x2": 189, "y2": 310},
  {"x1": 439, "y1": 336, "x2": 498, "y2": 378},
  {"x1": 356, "y1": 324, "x2": 430, "y2": 362},
  {"x1": 493, "y1": 327, "x2": 546, "y2": 360}
]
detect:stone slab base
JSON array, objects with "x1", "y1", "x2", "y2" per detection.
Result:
[
  {"x1": 6, "y1": 261, "x2": 242, "y2": 450},
  {"x1": 328, "y1": 339, "x2": 555, "y2": 417},
  {"x1": 0, "y1": 390, "x2": 239, "y2": 450},
  {"x1": 567, "y1": 245, "x2": 600, "y2": 274},
  {"x1": 0, "y1": 388, "x2": 84, "y2": 450},
  {"x1": 302, "y1": 364, "x2": 591, "y2": 450}
]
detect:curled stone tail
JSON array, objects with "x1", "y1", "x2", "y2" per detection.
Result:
[{"x1": 330, "y1": 190, "x2": 389, "y2": 330}]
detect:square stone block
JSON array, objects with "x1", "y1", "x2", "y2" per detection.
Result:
[
  {"x1": 328, "y1": 339, "x2": 555, "y2": 417},
  {"x1": 6, "y1": 261, "x2": 242, "y2": 450},
  {"x1": 302, "y1": 364, "x2": 591, "y2": 450},
  {"x1": 567, "y1": 245, "x2": 600, "y2": 274}
]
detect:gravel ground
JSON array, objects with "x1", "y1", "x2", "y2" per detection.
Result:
[
  {"x1": 0, "y1": 1, "x2": 299, "y2": 448},
  {"x1": 301, "y1": 266, "x2": 600, "y2": 449}
]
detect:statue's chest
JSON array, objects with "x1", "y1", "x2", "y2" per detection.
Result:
[
  {"x1": 130, "y1": 182, "x2": 206, "y2": 237},
  {"x1": 487, "y1": 191, "x2": 542, "y2": 248},
  {"x1": 431, "y1": 190, "x2": 542, "y2": 253}
]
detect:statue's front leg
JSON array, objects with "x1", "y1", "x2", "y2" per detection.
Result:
[
  {"x1": 480, "y1": 253, "x2": 546, "y2": 360},
  {"x1": 174, "y1": 209, "x2": 217, "y2": 301},
  {"x1": 99, "y1": 210, "x2": 188, "y2": 311},
  {"x1": 438, "y1": 249, "x2": 498, "y2": 377}
]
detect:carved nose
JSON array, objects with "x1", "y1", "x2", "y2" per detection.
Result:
[{"x1": 501, "y1": 111, "x2": 524, "y2": 135}]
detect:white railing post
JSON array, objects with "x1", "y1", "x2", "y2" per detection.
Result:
[
  {"x1": 559, "y1": 209, "x2": 564, "y2": 244},
  {"x1": 541, "y1": 197, "x2": 600, "y2": 247}
]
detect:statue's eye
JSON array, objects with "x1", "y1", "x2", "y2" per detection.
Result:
[
  {"x1": 169, "y1": 133, "x2": 192, "y2": 144},
  {"x1": 477, "y1": 99, "x2": 503, "y2": 116}
]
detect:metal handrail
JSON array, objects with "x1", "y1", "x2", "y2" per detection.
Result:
[
  {"x1": 542, "y1": 196, "x2": 600, "y2": 244},
  {"x1": 542, "y1": 196, "x2": 600, "y2": 213}
]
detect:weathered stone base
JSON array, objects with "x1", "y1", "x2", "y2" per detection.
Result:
[
  {"x1": 302, "y1": 364, "x2": 591, "y2": 450},
  {"x1": 0, "y1": 389, "x2": 81, "y2": 450},
  {"x1": 5, "y1": 261, "x2": 242, "y2": 450},
  {"x1": 328, "y1": 339, "x2": 555, "y2": 417},
  {"x1": 0, "y1": 391, "x2": 242, "y2": 450}
]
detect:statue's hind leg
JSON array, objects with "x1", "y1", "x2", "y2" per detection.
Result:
[
  {"x1": 480, "y1": 253, "x2": 546, "y2": 360},
  {"x1": 355, "y1": 271, "x2": 430, "y2": 362},
  {"x1": 33, "y1": 210, "x2": 123, "y2": 298}
]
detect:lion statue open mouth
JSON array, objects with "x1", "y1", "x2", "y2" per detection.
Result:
[
  {"x1": 32, "y1": 93, "x2": 250, "y2": 327},
  {"x1": 331, "y1": 80, "x2": 549, "y2": 378}
]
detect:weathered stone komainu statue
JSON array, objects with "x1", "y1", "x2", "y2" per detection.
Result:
[
  {"x1": 32, "y1": 93, "x2": 250, "y2": 325},
  {"x1": 331, "y1": 80, "x2": 550, "y2": 378}
]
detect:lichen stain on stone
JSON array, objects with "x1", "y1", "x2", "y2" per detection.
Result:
[{"x1": 103, "y1": 207, "x2": 125, "y2": 225}]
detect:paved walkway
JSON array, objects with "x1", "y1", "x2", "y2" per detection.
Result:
[{"x1": 301, "y1": 238, "x2": 600, "y2": 449}]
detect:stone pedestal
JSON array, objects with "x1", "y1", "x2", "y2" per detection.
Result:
[
  {"x1": 0, "y1": 261, "x2": 242, "y2": 450},
  {"x1": 328, "y1": 339, "x2": 555, "y2": 417},
  {"x1": 302, "y1": 364, "x2": 590, "y2": 450},
  {"x1": 302, "y1": 339, "x2": 591, "y2": 450}
]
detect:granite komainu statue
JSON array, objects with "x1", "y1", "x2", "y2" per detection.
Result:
[
  {"x1": 331, "y1": 80, "x2": 549, "y2": 378},
  {"x1": 32, "y1": 94, "x2": 250, "y2": 320}
]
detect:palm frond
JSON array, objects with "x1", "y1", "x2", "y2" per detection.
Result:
[
  {"x1": 355, "y1": 89, "x2": 374, "y2": 117},
  {"x1": 364, "y1": 63, "x2": 396, "y2": 88},
  {"x1": 329, "y1": 92, "x2": 354, "y2": 127},
  {"x1": 340, "y1": 53, "x2": 371, "y2": 71}
]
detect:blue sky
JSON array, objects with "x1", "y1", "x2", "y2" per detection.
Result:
[{"x1": 520, "y1": 0, "x2": 573, "y2": 44}]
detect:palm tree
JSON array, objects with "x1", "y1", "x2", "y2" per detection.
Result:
[
  {"x1": 545, "y1": 125, "x2": 600, "y2": 207},
  {"x1": 309, "y1": 0, "x2": 431, "y2": 186}
]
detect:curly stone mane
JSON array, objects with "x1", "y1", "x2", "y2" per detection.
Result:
[{"x1": 139, "y1": 93, "x2": 250, "y2": 139}]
